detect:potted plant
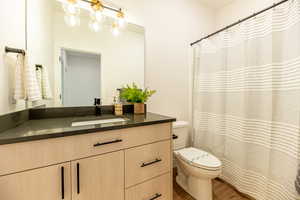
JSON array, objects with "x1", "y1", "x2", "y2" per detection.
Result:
[{"x1": 120, "y1": 83, "x2": 156, "y2": 114}]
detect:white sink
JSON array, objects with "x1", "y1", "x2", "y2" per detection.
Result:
[{"x1": 72, "y1": 118, "x2": 127, "y2": 127}]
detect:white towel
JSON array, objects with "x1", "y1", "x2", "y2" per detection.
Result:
[
  {"x1": 13, "y1": 54, "x2": 26, "y2": 100},
  {"x1": 36, "y1": 66, "x2": 53, "y2": 99},
  {"x1": 36, "y1": 67, "x2": 42, "y2": 92},
  {"x1": 23, "y1": 55, "x2": 42, "y2": 101}
]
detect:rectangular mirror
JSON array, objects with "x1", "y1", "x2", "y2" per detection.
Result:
[{"x1": 26, "y1": 0, "x2": 145, "y2": 107}]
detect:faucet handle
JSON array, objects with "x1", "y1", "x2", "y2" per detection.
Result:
[{"x1": 94, "y1": 98, "x2": 101, "y2": 106}]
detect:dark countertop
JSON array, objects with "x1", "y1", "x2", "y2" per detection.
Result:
[{"x1": 0, "y1": 112, "x2": 176, "y2": 145}]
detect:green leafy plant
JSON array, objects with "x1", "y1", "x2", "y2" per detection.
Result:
[{"x1": 120, "y1": 83, "x2": 156, "y2": 103}]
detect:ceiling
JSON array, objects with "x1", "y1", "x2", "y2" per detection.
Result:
[{"x1": 199, "y1": 0, "x2": 235, "y2": 9}]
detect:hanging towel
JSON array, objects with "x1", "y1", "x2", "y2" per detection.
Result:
[
  {"x1": 36, "y1": 67, "x2": 42, "y2": 92},
  {"x1": 13, "y1": 54, "x2": 26, "y2": 100},
  {"x1": 41, "y1": 66, "x2": 53, "y2": 99},
  {"x1": 35, "y1": 66, "x2": 53, "y2": 99},
  {"x1": 23, "y1": 55, "x2": 42, "y2": 101}
]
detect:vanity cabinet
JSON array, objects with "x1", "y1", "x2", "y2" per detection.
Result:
[
  {"x1": 71, "y1": 151, "x2": 124, "y2": 200},
  {"x1": 0, "y1": 123, "x2": 172, "y2": 200},
  {"x1": 0, "y1": 163, "x2": 71, "y2": 200}
]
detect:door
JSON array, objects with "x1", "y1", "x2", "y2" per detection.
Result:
[
  {"x1": 61, "y1": 49, "x2": 101, "y2": 107},
  {"x1": 0, "y1": 163, "x2": 71, "y2": 200},
  {"x1": 72, "y1": 151, "x2": 124, "y2": 200}
]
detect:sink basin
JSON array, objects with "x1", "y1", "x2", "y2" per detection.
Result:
[{"x1": 71, "y1": 118, "x2": 127, "y2": 127}]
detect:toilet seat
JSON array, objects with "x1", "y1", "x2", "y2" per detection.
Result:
[{"x1": 175, "y1": 147, "x2": 222, "y2": 171}]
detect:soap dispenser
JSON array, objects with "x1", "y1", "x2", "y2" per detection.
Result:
[{"x1": 114, "y1": 96, "x2": 123, "y2": 116}]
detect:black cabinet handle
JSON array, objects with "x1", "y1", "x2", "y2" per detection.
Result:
[
  {"x1": 149, "y1": 193, "x2": 162, "y2": 200},
  {"x1": 172, "y1": 134, "x2": 178, "y2": 140},
  {"x1": 61, "y1": 166, "x2": 65, "y2": 199},
  {"x1": 93, "y1": 139, "x2": 122, "y2": 147},
  {"x1": 77, "y1": 163, "x2": 80, "y2": 194},
  {"x1": 141, "y1": 158, "x2": 162, "y2": 167}
]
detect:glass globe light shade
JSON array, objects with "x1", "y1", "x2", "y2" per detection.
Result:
[
  {"x1": 117, "y1": 16, "x2": 126, "y2": 28},
  {"x1": 64, "y1": 14, "x2": 80, "y2": 27},
  {"x1": 62, "y1": 1, "x2": 80, "y2": 15},
  {"x1": 90, "y1": 10, "x2": 104, "y2": 22},
  {"x1": 116, "y1": 11, "x2": 126, "y2": 28}
]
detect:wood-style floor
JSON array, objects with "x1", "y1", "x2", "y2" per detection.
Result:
[{"x1": 173, "y1": 176, "x2": 252, "y2": 200}]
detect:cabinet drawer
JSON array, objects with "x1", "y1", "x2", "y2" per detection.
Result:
[
  {"x1": 75, "y1": 129, "x2": 125, "y2": 157},
  {"x1": 0, "y1": 130, "x2": 125, "y2": 176},
  {"x1": 125, "y1": 140, "x2": 171, "y2": 187},
  {"x1": 123, "y1": 123, "x2": 171, "y2": 148},
  {"x1": 125, "y1": 173, "x2": 171, "y2": 200}
]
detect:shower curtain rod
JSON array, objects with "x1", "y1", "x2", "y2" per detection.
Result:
[{"x1": 190, "y1": 0, "x2": 289, "y2": 46}]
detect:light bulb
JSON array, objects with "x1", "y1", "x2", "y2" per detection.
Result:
[
  {"x1": 89, "y1": 20, "x2": 101, "y2": 32},
  {"x1": 95, "y1": 11, "x2": 104, "y2": 22},
  {"x1": 118, "y1": 17, "x2": 126, "y2": 28},
  {"x1": 117, "y1": 11, "x2": 126, "y2": 28},
  {"x1": 112, "y1": 23, "x2": 120, "y2": 36},
  {"x1": 62, "y1": 0, "x2": 80, "y2": 15},
  {"x1": 64, "y1": 14, "x2": 80, "y2": 27},
  {"x1": 90, "y1": 10, "x2": 104, "y2": 22}
]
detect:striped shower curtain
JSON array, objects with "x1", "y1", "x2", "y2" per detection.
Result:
[{"x1": 192, "y1": 1, "x2": 300, "y2": 199}]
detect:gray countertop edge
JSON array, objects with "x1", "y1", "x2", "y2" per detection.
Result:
[{"x1": 0, "y1": 118, "x2": 176, "y2": 145}]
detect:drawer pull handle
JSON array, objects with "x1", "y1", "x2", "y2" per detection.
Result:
[
  {"x1": 141, "y1": 158, "x2": 162, "y2": 167},
  {"x1": 61, "y1": 167, "x2": 65, "y2": 199},
  {"x1": 172, "y1": 134, "x2": 178, "y2": 140},
  {"x1": 149, "y1": 193, "x2": 162, "y2": 200},
  {"x1": 93, "y1": 139, "x2": 123, "y2": 147}
]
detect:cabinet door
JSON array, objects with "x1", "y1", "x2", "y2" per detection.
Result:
[
  {"x1": 72, "y1": 151, "x2": 124, "y2": 200},
  {"x1": 0, "y1": 163, "x2": 71, "y2": 200}
]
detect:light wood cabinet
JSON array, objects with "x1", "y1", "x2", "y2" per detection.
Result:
[
  {"x1": 125, "y1": 140, "x2": 171, "y2": 188},
  {"x1": 71, "y1": 151, "x2": 124, "y2": 200},
  {"x1": 125, "y1": 173, "x2": 172, "y2": 200},
  {"x1": 0, "y1": 123, "x2": 170, "y2": 176},
  {"x1": 0, "y1": 123, "x2": 173, "y2": 200},
  {"x1": 0, "y1": 163, "x2": 71, "y2": 200}
]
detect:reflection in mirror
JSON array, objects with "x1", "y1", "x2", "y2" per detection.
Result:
[{"x1": 26, "y1": 0, "x2": 145, "y2": 107}]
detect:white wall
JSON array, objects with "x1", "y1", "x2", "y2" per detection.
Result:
[
  {"x1": 215, "y1": 0, "x2": 281, "y2": 29},
  {"x1": 0, "y1": 0, "x2": 26, "y2": 115},
  {"x1": 110, "y1": 0, "x2": 216, "y2": 121}
]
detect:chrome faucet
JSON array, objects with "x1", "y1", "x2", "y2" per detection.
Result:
[{"x1": 94, "y1": 98, "x2": 102, "y2": 116}]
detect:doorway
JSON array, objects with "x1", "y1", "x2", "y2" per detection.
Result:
[{"x1": 61, "y1": 49, "x2": 101, "y2": 107}]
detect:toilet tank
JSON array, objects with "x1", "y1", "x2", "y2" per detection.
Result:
[{"x1": 173, "y1": 121, "x2": 189, "y2": 150}]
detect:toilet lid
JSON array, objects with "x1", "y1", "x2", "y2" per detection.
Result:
[{"x1": 175, "y1": 148, "x2": 222, "y2": 170}]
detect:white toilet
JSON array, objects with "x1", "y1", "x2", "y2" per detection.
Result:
[{"x1": 173, "y1": 121, "x2": 222, "y2": 200}]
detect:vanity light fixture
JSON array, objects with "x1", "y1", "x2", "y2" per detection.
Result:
[
  {"x1": 90, "y1": 0, "x2": 104, "y2": 22},
  {"x1": 60, "y1": 0, "x2": 126, "y2": 35}
]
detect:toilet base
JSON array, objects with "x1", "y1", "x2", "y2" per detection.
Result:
[{"x1": 176, "y1": 171, "x2": 213, "y2": 200}]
